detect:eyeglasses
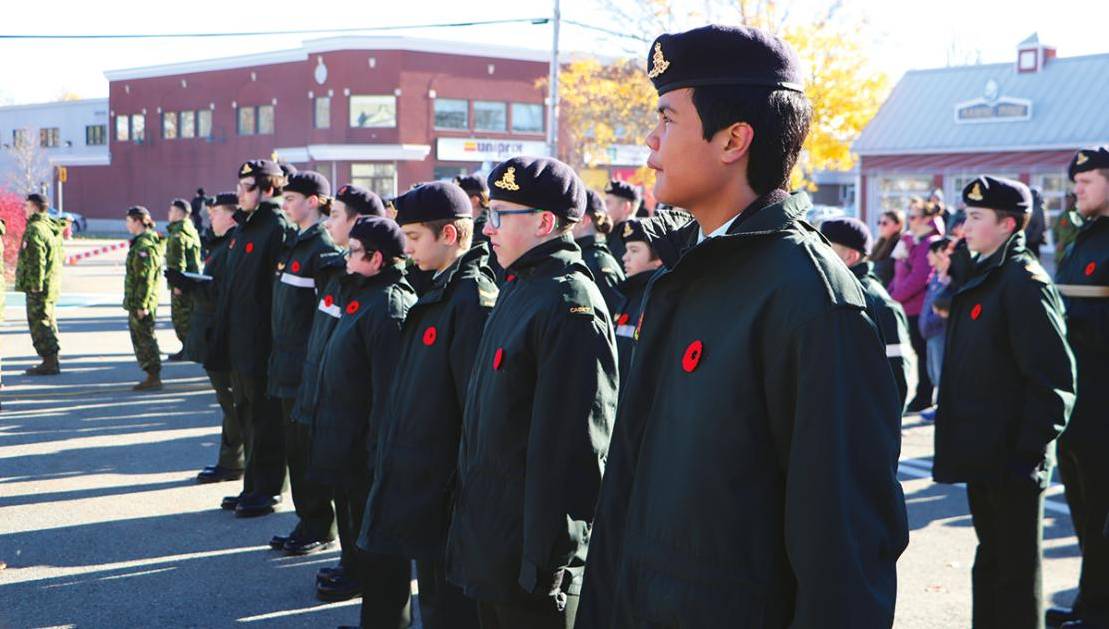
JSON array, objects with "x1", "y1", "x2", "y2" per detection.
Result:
[
  {"x1": 345, "y1": 246, "x2": 368, "y2": 259},
  {"x1": 489, "y1": 207, "x2": 544, "y2": 229}
]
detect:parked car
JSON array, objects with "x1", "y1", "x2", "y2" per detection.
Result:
[{"x1": 47, "y1": 206, "x2": 87, "y2": 238}]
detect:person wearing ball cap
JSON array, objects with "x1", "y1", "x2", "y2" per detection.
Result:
[
  {"x1": 579, "y1": 25, "x2": 908, "y2": 628},
  {"x1": 932, "y1": 175, "x2": 1076, "y2": 629},
  {"x1": 820, "y1": 216, "x2": 917, "y2": 412},
  {"x1": 444, "y1": 156, "x2": 618, "y2": 628},
  {"x1": 308, "y1": 215, "x2": 416, "y2": 627},
  {"x1": 357, "y1": 181, "x2": 495, "y2": 629}
]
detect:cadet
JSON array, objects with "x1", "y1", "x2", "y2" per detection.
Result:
[
  {"x1": 358, "y1": 182, "x2": 495, "y2": 629},
  {"x1": 165, "y1": 198, "x2": 202, "y2": 361},
  {"x1": 611, "y1": 219, "x2": 663, "y2": 393},
  {"x1": 122, "y1": 206, "x2": 165, "y2": 391},
  {"x1": 603, "y1": 180, "x2": 640, "y2": 262},
  {"x1": 171, "y1": 193, "x2": 245, "y2": 484},
  {"x1": 1049, "y1": 146, "x2": 1109, "y2": 629},
  {"x1": 821, "y1": 217, "x2": 918, "y2": 411},
  {"x1": 573, "y1": 189, "x2": 625, "y2": 315},
  {"x1": 578, "y1": 26, "x2": 908, "y2": 628},
  {"x1": 305, "y1": 217, "x2": 415, "y2": 627},
  {"x1": 211, "y1": 159, "x2": 297, "y2": 518},
  {"x1": 444, "y1": 156, "x2": 618, "y2": 629},
  {"x1": 292, "y1": 184, "x2": 386, "y2": 602},
  {"x1": 16, "y1": 193, "x2": 64, "y2": 375},
  {"x1": 932, "y1": 176, "x2": 1076, "y2": 629},
  {"x1": 261, "y1": 171, "x2": 344, "y2": 556},
  {"x1": 455, "y1": 173, "x2": 491, "y2": 240}
]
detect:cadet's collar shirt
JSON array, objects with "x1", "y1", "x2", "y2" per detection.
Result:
[{"x1": 697, "y1": 212, "x2": 741, "y2": 244}]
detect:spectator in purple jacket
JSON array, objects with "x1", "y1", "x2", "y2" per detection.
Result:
[
  {"x1": 889, "y1": 197, "x2": 944, "y2": 412},
  {"x1": 918, "y1": 237, "x2": 953, "y2": 420}
]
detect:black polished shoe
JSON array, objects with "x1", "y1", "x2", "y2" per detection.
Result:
[
  {"x1": 905, "y1": 398, "x2": 933, "y2": 414},
  {"x1": 270, "y1": 534, "x2": 293, "y2": 550},
  {"x1": 317, "y1": 565, "x2": 343, "y2": 583},
  {"x1": 167, "y1": 350, "x2": 186, "y2": 362},
  {"x1": 316, "y1": 574, "x2": 362, "y2": 602},
  {"x1": 284, "y1": 537, "x2": 335, "y2": 556},
  {"x1": 234, "y1": 494, "x2": 282, "y2": 518},
  {"x1": 220, "y1": 495, "x2": 242, "y2": 510},
  {"x1": 1049, "y1": 607, "x2": 1081, "y2": 627},
  {"x1": 197, "y1": 466, "x2": 244, "y2": 484}
]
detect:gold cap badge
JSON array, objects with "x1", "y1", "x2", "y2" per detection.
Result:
[
  {"x1": 240, "y1": 163, "x2": 254, "y2": 176},
  {"x1": 623, "y1": 222, "x2": 633, "y2": 238},
  {"x1": 967, "y1": 181, "x2": 984, "y2": 202},
  {"x1": 647, "y1": 42, "x2": 670, "y2": 79},
  {"x1": 494, "y1": 167, "x2": 521, "y2": 191},
  {"x1": 1076, "y1": 152, "x2": 1089, "y2": 165}
]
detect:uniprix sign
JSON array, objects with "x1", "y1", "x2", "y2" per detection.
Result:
[{"x1": 437, "y1": 138, "x2": 550, "y2": 162}]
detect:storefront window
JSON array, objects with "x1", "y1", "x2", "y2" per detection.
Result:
[
  {"x1": 351, "y1": 162, "x2": 397, "y2": 199},
  {"x1": 350, "y1": 95, "x2": 396, "y2": 128},
  {"x1": 877, "y1": 176, "x2": 932, "y2": 213},
  {"x1": 433, "y1": 165, "x2": 470, "y2": 181}
]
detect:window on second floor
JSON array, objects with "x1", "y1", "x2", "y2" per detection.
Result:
[
  {"x1": 473, "y1": 101, "x2": 506, "y2": 132},
  {"x1": 434, "y1": 98, "x2": 468, "y2": 130},
  {"x1": 350, "y1": 95, "x2": 396, "y2": 128},
  {"x1": 163, "y1": 112, "x2": 178, "y2": 139},
  {"x1": 511, "y1": 103, "x2": 544, "y2": 134},
  {"x1": 257, "y1": 105, "x2": 275, "y2": 134},
  {"x1": 116, "y1": 116, "x2": 129, "y2": 142},
  {"x1": 198, "y1": 110, "x2": 212, "y2": 138},
  {"x1": 39, "y1": 127, "x2": 60, "y2": 148},
  {"x1": 315, "y1": 96, "x2": 331, "y2": 129},
  {"x1": 131, "y1": 114, "x2": 146, "y2": 143},
  {"x1": 86, "y1": 124, "x2": 107, "y2": 146},
  {"x1": 180, "y1": 111, "x2": 196, "y2": 138}
]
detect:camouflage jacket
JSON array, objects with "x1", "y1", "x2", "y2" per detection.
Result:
[
  {"x1": 123, "y1": 230, "x2": 165, "y2": 312},
  {"x1": 165, "y1": 219, "x2": 202, "y2": 273},
  {"x1": 15, "y1": 212, "x2": 64, "y2": 299}
]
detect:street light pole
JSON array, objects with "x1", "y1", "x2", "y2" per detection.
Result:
[{"x1": 547, "y1": 0, "x2": 561, "y2": 159}]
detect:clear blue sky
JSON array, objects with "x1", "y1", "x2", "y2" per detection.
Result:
[{"x1": 1, "y1": 0, "x2": 1103, "y2": 105}]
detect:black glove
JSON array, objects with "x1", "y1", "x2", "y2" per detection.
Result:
[{"x1": 165, "y1": 268, "x2": 201, "y2": 292}]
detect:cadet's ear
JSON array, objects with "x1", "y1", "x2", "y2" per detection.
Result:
[
  {"x1": 537, "y1": 212, "x2": 558, "y2": 237},
  {"x1": 439, "y1": 223, "x2": 459, "y2": 246},
  {"x1": 720, "y1": 122, "x2": 754, "y2": 166}
]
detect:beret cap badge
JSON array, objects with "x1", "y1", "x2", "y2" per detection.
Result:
[
  {"x1": 647, "y1": 42, "x2": 670, "y2": 79},
  {"x1": 1076, "y1": 152, "x2": 1089, "y2": 165},
  {"x1": 240, "y1": 163, "x2": 253, "y2": 176},
  {"x1": 623, "y1": 222, "x2": 634, "y2": 238},
  {"x1": 967, "y1": 182, "x2": 984, "y2": 202},
  {"x1": 494, "y1": 167, "x2": 521, "y2": 191}
]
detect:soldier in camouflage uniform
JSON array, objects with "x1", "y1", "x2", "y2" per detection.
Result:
[
  {"x1": 123, "y1": 206, "x2": 165, "y2": 391},
  {"x1": 15, "y1": 193, "x2": 65, "y2": 375},
  {"x1": 165, "y1": 198, "x2": 202, "y2": 361}
]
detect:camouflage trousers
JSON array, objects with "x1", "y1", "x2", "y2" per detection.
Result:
[
  {"x1": 25, "y1": 291, "x2": 60, "y2": 357},
  {"x1": 128, "y1": 310, "x2": 162, "y2": 373},
  {"x1": 170, "y1": 291, "x2": 194, "y2": 343}
]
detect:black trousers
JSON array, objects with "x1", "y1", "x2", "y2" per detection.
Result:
[
  {"x1": 281, "y1": 399, "x2": 336, "y2": 542},
  {"x1": 335, "y1": 472, "x2": 370, "y2": 576},
  {"x1": 1059, "y1": 433, "x2": 1109, "y2": 623},
  {"x1": 206, "y1": 370, "x2": 242, "y2": 471},
  {"x1": 476, "y1": 593, "x2": 579, "y2": 629},
  {"x1": 415, "y1": 557, "x2": 479, "y2": 629},
  {"x1": 906, "y1": 314, "x2": 933, "y2": 405},
  {"x1": 358, "y1": 551, "x2": 411, "y2": 629},
  {"x1": 230, "y1": 371, "x2": 286, "y2": 498},
  {"x1": 966, "y1": 477, "x2": 1046, "y2": 629}
]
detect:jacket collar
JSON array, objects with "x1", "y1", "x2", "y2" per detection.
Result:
[
  {"x1": 956, "y1": 231, "x2": 1027, "y2": 295},
  {"x1": 849, "y1": 260, "x2": 876, "y2": 282},
  {"x1": 620, "y1": 268, "x2": 654, "y2": 294},
  {"x1": 416, "y1": 243, "x2": 492, "y2": 306},
  {"x1": 342, "y1": 261, "x2": 406, "y2": 291},
  {"x1": 672, "y1": 190, "x2": 810, "y2": 260},
  {"x1": 575, "y1": 233, "x2": 609, "y2": 251},
  {"x1": 506, "y1": 234, "x2": 582, "y2": 280},
  {"x1": 295, "y1": 221, "x2": 326, "y2": 245}
]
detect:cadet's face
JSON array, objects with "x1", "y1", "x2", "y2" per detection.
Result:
[
  {"x1": 237, "y1": 178, "x2": 261, "y2": 210},
  {"x1": 645, "y1": 88, "x2": 723, "y2": 210},
  {"x1": 346, "y1": 242, "x2": 382, "y2": 277},
  {"x1": 282, "y1": 191, "x2": 313, "y2": 225},
  {"x1": 623, "y1": 241, "x2": 661, "y2": 276},
  {"x1": 168, "y1": 206, "x2": 186, "y2": 223},
  {"x1": 124, "y1": 216, "x2": 143, "y2": 235},
  {"x1": 208, "y1": 206, "x2": 236, "y2": 236},
  {"x1": 828, "y1": 242, "x2": 861, "y2": 267},
  {"x1": 483, "y1": 200, "x2": 553, "y2": 269},
  {"x1": 403, "y1": 222, "x2": 453, "y2": 272},
  {"x1": 326, "y1": 204, "x2": 358, "y2": 246},
  {"x1": 1074, "y1": 171, "x2": 1109, "y2": 217},
  {"x1": 963, "y1": 207, "x2": 1013, "y2": 255},
  {"x1": 605, "y1": 194, "x2": 633, "y2": 223}
]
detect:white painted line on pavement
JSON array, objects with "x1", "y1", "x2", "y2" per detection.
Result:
[
  {"x1": 898, "y1": 461, "x2": 1070, "y2": 516},
  {"x1": 236, "y1": 599, "x2": 361, "y2": 623}
]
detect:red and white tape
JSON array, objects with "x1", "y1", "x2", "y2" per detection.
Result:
[{"x1": 65, "y1": 241, "x2": 129, "y2": 265}]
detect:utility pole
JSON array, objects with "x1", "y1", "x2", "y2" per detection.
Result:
[{"x1": 547, "y1": 0, "x2": 561, "y2": 159}]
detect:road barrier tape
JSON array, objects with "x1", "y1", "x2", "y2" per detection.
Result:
[{"x1": 65, "y1": 241, "x2": 129, "y2": 265}]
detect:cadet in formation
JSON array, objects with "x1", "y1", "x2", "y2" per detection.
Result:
[
  {"x1": 573, "y1": 189, "x2": 625, "y2": 315},
  {"x1": 358, "y1": 181, "x2": 496, "y2": 629},
  {"x1": 602, "y1": 179, "x2": 640, "y2": 263},
  {"x1": 578, "y1": 25, "x2": 909, "y2": 628},
  {"x1": 16, "y1": 193, "x2": 65, "y2": 375},
  {"x1": 610, "y1": 219, "x2": 664, "y2": 395},
  {"x1": 266, "y1": 171, "x2": 343, "y2": 558},
  {"x1": 445, "y1": 156, "x2": 619, "y2": 629},
  {"x1": 122, "y1": 206, "x2": 165, "y2": 391},
  {"x1": 1049, "y1": 146, "x2": 1109, "y2": 629},
  {"x1": 164, "y1": 198, "x2": 202, "y2": 361},
  {"x1": 820, "y1": 216, "x2": 918, "y2": 411},
  {"x1": 932, "y1": 176, "x2": 1076, "y2": 629}
]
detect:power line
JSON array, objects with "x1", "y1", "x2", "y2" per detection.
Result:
[{"x1": 562, "y1": 19, "x2": 650, "y2": 42}]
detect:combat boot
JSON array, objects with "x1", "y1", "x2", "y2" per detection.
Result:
[
  {"x1": 25, "y1": 354, "x2": 60, "y2": 376},
  {"x1": 133, "y1": 370, "x2": 163, "y2": 391}
]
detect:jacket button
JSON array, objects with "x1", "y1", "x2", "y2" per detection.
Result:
[
  {"x1": 1086, "y1": 262, "x2": 1097, "y2": 277},
  {"x1": 493, "y1": 347, "x2": 505, "y2": 370},
  {"x1": 423, "y1": 326, "x2": 438, "y2": 346},
  {"x1": 971, "y1": 304, "x2": 983, "y2": 320},
  {"x1": 681, "y1": 340, "x2": 703, "y2": 373}
]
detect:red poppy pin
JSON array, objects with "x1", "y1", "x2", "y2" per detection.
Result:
[
  {"x1": 493, "y1": 347, "x2": 505, "y2": 370},
  {"x1": 506, "y1": 274, "x2": 517, "y2": 283},
  {"x1": 1085, "y1": 262, "x2": 1097, "y2": 277},
  {"x1": 971, "y1": 304, "x2": 983, "y2": 320},
  {"x1": 346, "y1": 300, "x2": 361, "y2": 315},
  {"x1": 681, "y1": 340, "x2": 703, "y2": 373},
  {"x1": 323, "y1": 294, "x2": 334, "y2": 307},
  {"x1": 423, "y1": 326, "x2": 438, "y2": 346},
  {"x1": 291, "y1": 260, "x2": 301, "y2": 273},
  {"x1": 245, "y1": 242, "x2": 255, "y2": 254},
  {"x1": 617, "y1": 313, "x2": 630, "y2": 326}
]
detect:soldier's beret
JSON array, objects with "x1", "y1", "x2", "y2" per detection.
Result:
[
  {"x1": 350, "y1": 216, "x2": 406, "y2": 260},
  {"x1": 454, "y1": 174, "x2": 489, "y2": 197},
  {"x1": 170, "y1": 198, "x2": 191, "y2": 213},
  {"x1": 620, "y1": 218, "x2": 651, "y2": 245},
  {"x1": 1068, "y1": 145, "x2": 1109, "y2": 181},
  {"x1": 604, "y1": 180, "x2": 639, "y2": 203},
  {"x1": 487, "y1": 156, "x2": 586, "y2": 222},
  {"x1": 284, "y1": 171, "x2": 331, "y2": 199},
  {"x1": 278, "y1": 161, "x2": 298, "y2": 178},
  {"x1": 335, "y1": 184, "x2": 386, "y2": 217},
  {"x1": 819, "y1": 217, "x2": 873, "y2": 255},
  {"x1": 646, "y1": 24, "x2": 804, "y2": 96},
  {"x1": 238, "y1": 159, "x2": 283, "y2": 179},
  {"x1": 962, "y1": 175, "x2": 1032, "y2": 214},
  {"x1": 207, "y1": 192, "x2": 239, "y2": 208},
  {"x1": 394, "y1": 181, "x2": 473, "y2": 226},
  {"x1": 126, "y1": 205, "x2": 152, "y2": 220},
  {"x1": 585, "y1": 190, "x2": 607, "y2": 218}
]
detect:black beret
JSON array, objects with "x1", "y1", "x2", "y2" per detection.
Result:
[
  {"x1": 394, "y1": 182, "x2": 472, "y2": 226},
  {"x1": 585, "y1": 190, "x2": 606, "y2": 217},
  {"x1": 819, "y1": 217, "x2": 872, "y2": 255},
  {"x1": 170, "y1": 198, "x2": 191, "y2": 212},
  {"x1": 962, "y1": 175, "x2": 1032, "y2": 214},
  {"x1": 1068, "y1": 146, "x2": 1109, "y2": 181},
  {"x1": 647, "y1": 24, "x2": 804, "y2": 96},
  {"x1": 335, "y1": 184, "x2": 386, "y2": 217},
  {"x1": 454, "y1": 174, "x2": 489, "y2": 197},
  {"x1": 620, "y1": 219, "x2": 650, "y2": 245},
  {"x1": 350, "y1": 216, "x2": 406, "y2": 260},
  {"x1": 604, "y1": 179, "x2": 639, "y2": 203},
  {"x1": 278, "y1": 161, "x2": 298, "y2": 178},
  {"x1": 487, "y1": 156, "x2": 586, "y2": 222},
  {"x1": 126, "y1": 205, "x2": 152, "y2": 219},
  {"x1": 207, "y1": 192, "x2": 240, "y2": 208},
  {"x1": 284, "y1": 171, "x2": 331, "y2": 199},
  {"x1": 238, "y1": 159, "x2": 283, "y2": 179}
]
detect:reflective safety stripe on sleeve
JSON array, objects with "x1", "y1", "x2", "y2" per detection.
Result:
[
  {"x1": 886, "y1": 344, "x2": 906, "y2": 358},
  {"x1": 318, "y1": 301, "x2": 341, "y2": 318},
  {"x1": 616, "y1": 324, "x2": 637, "y2": 338},
  {"x1": 281, "y1": 273, "x2": 316, "y2": 289}
]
